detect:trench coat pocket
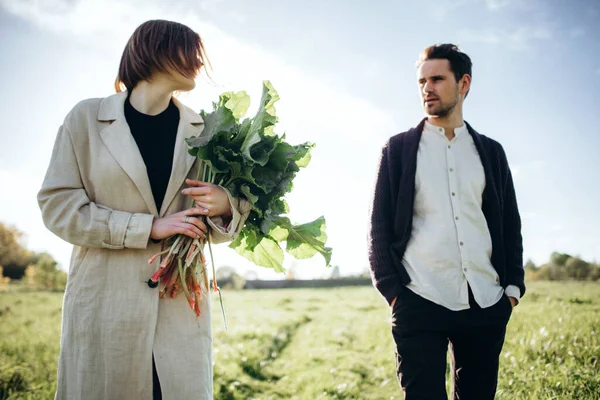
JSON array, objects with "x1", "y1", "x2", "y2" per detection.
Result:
[{"x1": 65, "y1": 247, "x2": 90, "y2": 295}]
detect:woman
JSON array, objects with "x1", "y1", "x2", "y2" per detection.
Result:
[{"x1": 37, "y1": 20, "x2": 251, "y2": 400}]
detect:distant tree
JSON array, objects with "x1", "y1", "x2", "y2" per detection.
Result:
[
  {"x1": 550, "y1": 252, "x2": 571, "y2": 267},
  {"x1": 359, "y1": 267, "x2": 372, "y2": 279},
  {"x1": 524, "y1": 259, "x2": 537, "y2": 271},
  {"x1": 0, "y1": 267, "x2": 10, "y2": 285},
  {"x1": 0, "y1": 222, "x2": 33, "y2": 279},
  {"x1": 565, "y1": 257, "x2": 591, "y2": 280},
  {"x1": 535, "y1": 262, "x2": 564, "y2": 281},
  {"x1": 589, "y1": 263, "x2": 600, "y2": 281},
  {"x1": 24, "y1": 265, "x2": 36, "y2": 288},
  {"x1": 28, "y1": 253, "x2": 67, "y2": 290},
  {"x1": 215, "y1": 265, "x2": 245, "y2": 290},
  {"x1": 216, "y1": 266, "x2": 237, "y2": 280}
]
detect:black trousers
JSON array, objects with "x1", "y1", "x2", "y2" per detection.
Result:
[
  {"x1": 391, "y1": 285, "x2": 513, "y2": 400},
  {"x1": 152, "y1": 356, "x2": 162, "y2": 400}
]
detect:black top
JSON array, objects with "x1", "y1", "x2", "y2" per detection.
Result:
[
  {"x1": 124, "y1": 92, "x2": 179, "y2": 212},
  {"x1": 368, "y1": 118, "x2": 525, "y2": 305}
]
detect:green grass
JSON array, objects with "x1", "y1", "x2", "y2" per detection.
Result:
[{"x1": 1, "y1": 282, "x2": 598, "y2": 399}]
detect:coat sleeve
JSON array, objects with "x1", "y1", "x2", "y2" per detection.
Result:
[
  {"x1": 206, "y1": 188, "x2": 252, "y2": 244},
  {"x1": 37, "y1": 124, "x2": 155, "y2": 250},
  {"x1": 497, "y1": 143, "x2": 526, "y2": 297},
  {"x1": 368, "y1": 141, "x2": 406, "y2": 305}
]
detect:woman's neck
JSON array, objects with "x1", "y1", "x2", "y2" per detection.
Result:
[{"x1": 129, "y1": 79, "x2": 174, "y2": 116}]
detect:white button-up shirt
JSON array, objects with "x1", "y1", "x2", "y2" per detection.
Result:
[{"x1": 402, "y1": 121, "x2": 520, "y2": 310}]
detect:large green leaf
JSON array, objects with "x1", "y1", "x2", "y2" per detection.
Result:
[
  {"x1": 225, "y1": 161, "x2": 256, "y2": 186},
  {"x1": 260, "y1": 217, "x2": 289, "y2": 242},
  {"x1": 229, "y1": 226, "x2": 285, "y2": 271},
  {"x1": 240, "y1": 184, "x2": 259, "y2": 206},
  {"x1": 269, "y1": 142, "x2": 295, "y2": 171},
  {"x1": 293, "y1": 142, "x2": 315, "y2": 168},
  {"x1": 259, "y1": 216, "x2": 332, "y2": 266},
  {"x1": 249, "y1": 134, "x2": 280, "y2": 166},
  {"x1": 286, "y1": 217, "x2": 332, "y2": 265},
  {"x1": 240, "y1": 81, "x2": 280, "y2": 166},
  {"x1": 188, "y1": 81, "x2": 331, "y2": 273},
  {"x1": 224, "y1": 91, "x2": 251, "y2": 119},
  {"x1": 231, "y1": 118, "x2": 252, "y2": 148},
  {"x1": 269, "y1": 199, "x2": 289, "y2": 216},
  {"x1": 186, "y1": 91, "x2": 250, "y2": 149}
]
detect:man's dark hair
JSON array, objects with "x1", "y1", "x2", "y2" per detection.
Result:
[{"x1": 417, "y1": 44, "x2": 473, "y2": 92}]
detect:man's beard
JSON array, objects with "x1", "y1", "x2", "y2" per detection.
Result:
[{"x1": 425, "y1": 92, "x2": 459, "y2": 117}]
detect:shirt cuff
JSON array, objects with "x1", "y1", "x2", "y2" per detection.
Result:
[{"x1": 505, "y1": 285, "x2": 521, "y2": 304}]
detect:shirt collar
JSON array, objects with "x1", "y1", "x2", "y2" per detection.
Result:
[{"x1": 424, "y1": 120, "x2": 468, "y2": 138}]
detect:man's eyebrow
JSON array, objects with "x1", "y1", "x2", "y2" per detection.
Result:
[{"x1": 418, "y1": 75, "x2": 445, "y2": 83}]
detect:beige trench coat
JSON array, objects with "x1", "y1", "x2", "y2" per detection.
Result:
[{"x1": 38, "y1": 91, "x2": 251, "y2": 400}]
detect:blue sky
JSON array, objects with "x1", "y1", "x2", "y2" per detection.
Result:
[{"x1": 1, "y1": 0, "x2": 599, "y2": 279}]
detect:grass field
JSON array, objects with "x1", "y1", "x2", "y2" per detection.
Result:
[{"x1": 1, "y1": 281, "x2": 598, "y2": 399}]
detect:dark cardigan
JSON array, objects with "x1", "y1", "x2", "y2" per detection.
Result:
[{"x1": 368, "y1": 118, "x2": 525, "y2": 305}]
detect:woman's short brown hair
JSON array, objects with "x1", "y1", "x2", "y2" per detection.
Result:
[{"x1": 115, "y1": 19, "x2": 209, "y2": 93}]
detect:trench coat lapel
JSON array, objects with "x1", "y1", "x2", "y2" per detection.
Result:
[
  {"x1": 97, "y1": 92, "x2": 205, "y2": 217},
  {"x1": 97, "y1": 92, "x2": 158, "y2": 216}
]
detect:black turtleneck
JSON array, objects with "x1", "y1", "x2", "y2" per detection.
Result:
[{"x1": 124, "y1": 93, "x2": 180, "y2": 212}]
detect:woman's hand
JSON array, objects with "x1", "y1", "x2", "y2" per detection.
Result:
[
  {"x1": 150, "y1": 207, "x2": 209, "y2": 241},
  {"x1": 181, "y1": 179, "x2": 232, "y2": 218}
]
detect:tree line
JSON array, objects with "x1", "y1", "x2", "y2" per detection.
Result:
[
  {"x1": 525, "y1": 252, "x2": 600, "y2": 282},
  {"x1": 1, "y1": 221, "x2": 598, "y2": 291},
  {"x1": 0, "y1": 222, "x2": 66, "y2": 290}
]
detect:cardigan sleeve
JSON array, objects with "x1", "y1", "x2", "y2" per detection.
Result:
[
  {"x1": 497, "y1": 143, "x2": 526, "y2": 297},
  {"x1": 368, "y1": 142, "x2": 407, "y2": 305}
]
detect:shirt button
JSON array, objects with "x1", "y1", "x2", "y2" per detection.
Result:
[
  {"x1": 455, "y1": 216, "x2": 459, "y2": 220},
  {"x1": 452, "y1": 192, "x2": 456, "y2": 196},
  {"x1": 449, "y1": 168, "x2": 454, "y2": 172},
  {"x1": 448, "y1": 145, "x2": 451, "y2": 149},
  {"x1": 459, "y1": 241, "x2": 464, "y2": 246}
]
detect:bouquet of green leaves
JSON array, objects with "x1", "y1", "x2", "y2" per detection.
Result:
[{"x1": 148, "y1": 81, "x2": 332, "y2": 319}]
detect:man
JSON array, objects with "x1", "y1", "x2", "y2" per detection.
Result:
[{"x1": 368, "y1": 43, "x2": 525, "y2": 399}]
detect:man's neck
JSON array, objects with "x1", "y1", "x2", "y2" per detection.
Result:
[{"x1": 426, "y1": 113, "x2": 464, "y2": 141}]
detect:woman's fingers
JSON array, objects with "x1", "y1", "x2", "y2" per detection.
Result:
[
  {"x1": 194, "y1": 202, "x2": 211, "y2": 214},
  {"x1": 185, "y1": 179, "x2": 213, "y2": 187},
  {"x1": 174, "y1": 223, "x2": 205, "y2": 240},
  {"x1": 184, "y1": 207, "x2": 209, "y2": 216},
  {"x1": 182, "y1": 216, "x2": 208, "y2": 233},
  {"x1": 181, "y1": 186, "x2": 212, "y2": 196}
]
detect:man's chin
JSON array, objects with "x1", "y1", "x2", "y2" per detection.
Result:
[
  {"x1": 424, "y1": 107, "x2": 441, "y2": 117},
  {"x1": 424, "y1": 106, "x2": 451, "y2": 118}
]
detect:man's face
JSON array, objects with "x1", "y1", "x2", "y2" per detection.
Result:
[{"x1": 417, "y1": 59, "x2": 463, "y2": 118}]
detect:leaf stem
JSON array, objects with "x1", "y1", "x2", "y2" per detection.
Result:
[{"x1": 207, "y1": 231, "x2": 227, "y2": 329}]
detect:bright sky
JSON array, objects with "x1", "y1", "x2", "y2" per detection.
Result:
[{"x1": 1, "y1": 0, "x2": 599, "y2": 280}]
